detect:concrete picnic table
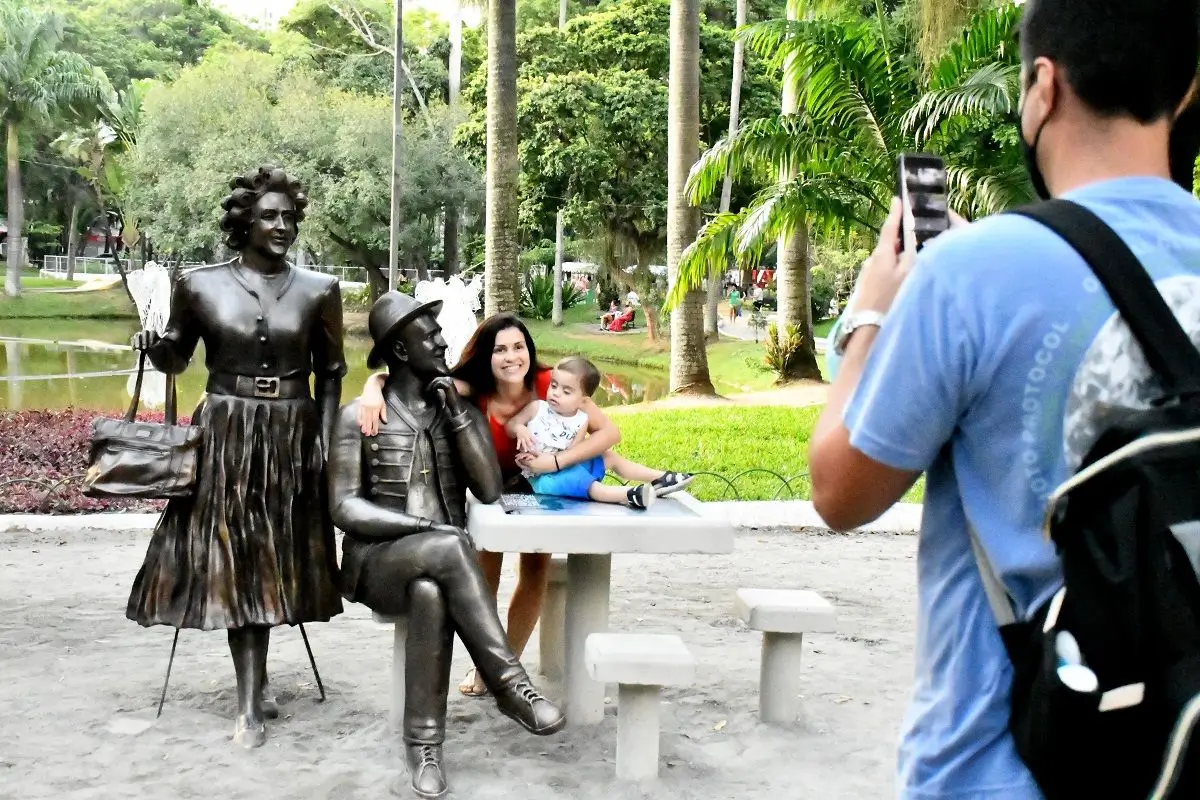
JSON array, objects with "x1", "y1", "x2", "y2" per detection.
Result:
[{"x1": 467, "y1": 491, "x2": 736, "y2": 725}]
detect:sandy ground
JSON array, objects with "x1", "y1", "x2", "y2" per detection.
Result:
[{"x1": 0, "y1": 526, "x2": 917, "y2": 800}]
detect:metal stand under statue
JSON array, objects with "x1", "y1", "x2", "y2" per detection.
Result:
[
  {"x1": 327, "y1": 291, "x2": 565, "y2": 800},
  {"x1": 127, "y1": 165, "x2": 346, "y2": 749}
]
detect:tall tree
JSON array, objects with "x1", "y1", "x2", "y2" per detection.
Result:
[
  {"x1": 484, "y1": 0, "x2": 521, "y2": 315},
  {"x1": 705, "y1": 0, "x2": 748, "y2": 341},
  {"x1": 551, "y1": 0, "x2": 569, "y2": 326},
  {"x1": 666, "y1": 0, "x2": 714, "y2": 394},
  {"x1": 0, "y1": 2, "x2": 102, "y2": 297},
  {"x1": 669, "y1": 4, "x2": 1026, "y2": 379}
]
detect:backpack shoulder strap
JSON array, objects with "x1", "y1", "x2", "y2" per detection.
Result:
[{"x1": 1011, "y1": 200, "x2": 1200, "y2": 397}]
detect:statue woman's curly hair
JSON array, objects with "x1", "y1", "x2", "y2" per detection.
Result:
[{"x1": 218, "y1": 165, "x2": 308, "y2": 250}]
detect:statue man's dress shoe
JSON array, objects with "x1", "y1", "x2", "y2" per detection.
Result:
[
  {"x1": 494, "y1": 679, "x2": 566, "y2": 735},
  {"x1": 405, "y1": 744, "x2": 448, "y2": 800}
]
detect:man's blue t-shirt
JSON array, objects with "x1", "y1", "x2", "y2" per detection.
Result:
[{"x1": 839, "y1": 177, "x2": 1200, "y2": 799}]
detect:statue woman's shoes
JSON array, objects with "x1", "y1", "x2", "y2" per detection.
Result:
[
  {"x1": 404, "y1": 744, "x2": 448, "y2": 799},
  {"x1": 261, "y1": 684, "x2": 280, "y2": 720},
  {"x1": 233, "y1": 713, "x2": 267, "y2": 749},
  {"x1": 494, "y1": 679, "x2": 566, "y2": 735}
]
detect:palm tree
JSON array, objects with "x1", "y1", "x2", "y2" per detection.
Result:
[
  {"x1": 484, "y1": 0, "x2": 521, "y2": 316},
  {"x1": 0, "y1": 2, "x2": 102, "y2": 297},
  {"x1": 668, "y1": 4, "x2": 1023, "y2": 378},
  {"x1": 704, "y1": 0, "x2": 748, "y2": 342},
  {"x1": 666, "y1": 0, "x2": 715, "y2": 394}
]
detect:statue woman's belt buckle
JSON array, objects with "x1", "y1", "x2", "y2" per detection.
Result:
[{"x1": 254, "y1": 377, "x2": 281, "y2": 398}]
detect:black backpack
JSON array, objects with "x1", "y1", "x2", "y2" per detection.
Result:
[{"x1": 969, "y1": 199, "x2": 1200, "y2": 799}]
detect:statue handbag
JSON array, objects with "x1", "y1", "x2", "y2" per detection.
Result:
[{"x1": 82, "y1": 351, "x2": 202, "y2": 499}]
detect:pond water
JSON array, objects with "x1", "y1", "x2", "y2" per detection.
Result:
[{"x1": 0, "y1": 319, "x2": 671, "y2": 412}]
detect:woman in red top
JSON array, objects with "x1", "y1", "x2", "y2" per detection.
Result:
[{"x1": 357, "y1": 313, "x2": 679, "y2": 696}]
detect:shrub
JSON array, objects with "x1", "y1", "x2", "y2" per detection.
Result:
[
  {"x1": 763, "y1": 322, "x2": 806, "y2": 382},
  {"x1": 0, "y1": 408, "x2": 189, "y2": 514},
  {"x1": 520, "y1": 267, "x2": 584, "y2": 320},
  {"x1": 342, "y1": 283, "x2": 373, "y2": 312}
]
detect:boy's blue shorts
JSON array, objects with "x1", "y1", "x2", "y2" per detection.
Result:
[{"x1": 529, "y1": 456, "x2": 606, "y2": 500}]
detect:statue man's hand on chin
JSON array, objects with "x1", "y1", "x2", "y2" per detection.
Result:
[{"x1": 427, "y1": 376, "x2": 467, "y2": 416}]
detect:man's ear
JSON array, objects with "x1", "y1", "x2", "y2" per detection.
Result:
[{"x1": 391, "y1": 338, "x2": 409, "y2": 364}]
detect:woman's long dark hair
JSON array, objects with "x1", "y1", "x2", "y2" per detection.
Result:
[{"x1": 451, "y1": 313, "x2": 546, "y2": 397}]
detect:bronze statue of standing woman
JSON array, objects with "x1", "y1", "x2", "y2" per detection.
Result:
[{"x1": 126, "y1": 166, "x2": 345, "y2": 748}]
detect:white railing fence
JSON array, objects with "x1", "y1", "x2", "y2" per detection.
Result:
[{"x1": 38, "y1": 256, "x2": 447, "y2": 287}]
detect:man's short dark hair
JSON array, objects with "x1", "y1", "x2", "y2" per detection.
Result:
[
  {"x1": 555, "y1": 357, "x2": 601, "y2": 396},
  {"x1": 1020, "y1": 0, "x2": 1199, "y2": 123}
]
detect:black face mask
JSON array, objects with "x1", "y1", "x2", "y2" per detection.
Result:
[
  {"x1": 1020, "y1": 117, "x2": 1052, "y2": 201},
  {"x1": 1170, "y1": 102, "x2": 1200, "y2": 193}
]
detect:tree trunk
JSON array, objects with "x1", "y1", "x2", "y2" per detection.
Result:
[
  {"x1": 776, "y1": 0, "x2": 820, "y2": 382},
  {"x1": 552, "y1": 209, "x2": 565, "y2": 325},
  {"x1": 5, "y1": 121, "x2": 23, "y2": 297},
  {"x1": 443, "y1": 0, "x2": 463, "y2": 278},
  {"x1": 705, "y1": 0, "x2": 747, "y2": 343},
  {"x1": 550, "y1": 0, "x2": 569, "y2": 325},
  {"x1": 388, "y1": 0, "x2": 405, "y2": 291},
  {"x1": 776, "y1": 223, "x2": 820, "y2": 380},
  {"x1": 484, "y1": 0, "x2": 521, "y2": 316},
  {"x1": 66, "y1": 194, "x2": 81, "y2": 281},
  {"x1": 667, "y1": 0, "x2": 715, "y2": 395},
  {"x1": 918, "y1": 0, "x2": 984, "y2": 68}
]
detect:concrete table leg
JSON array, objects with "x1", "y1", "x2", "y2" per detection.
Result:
[
  {"x1": 389, "y1": 618, "x2": 409, "y2": 732},
  {"x1": 539, "y1": 556, "x2": 568, "y2": 683},
  {"x1": 564, "y1": 553, "x2": 611, "y2": 725},
  {"x1": 760, "y1": 631, "x2": 804, "y2": 724},
  {"x1": 616, "y1": 684, "x2": 662, "y2": 781}
]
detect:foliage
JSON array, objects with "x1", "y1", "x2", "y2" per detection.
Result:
[
  {"x1": 0, "y1": 407, "x2": 189, "y2": 513},
  {"x1": 810, "y1": 243, "x2": 867, "y2": 318},
  {"x1": 670, "y1": 4, "x2": 1028, "y2": 308},
  {"x1": 35, "y1": 0, "x2": 268, "y2": 89},
  {"x1": 280, "y1": 0, "x2": 452, "y2": 113},
  {"x1": 458, "y1": 0, "x2": 780, "y2": 275},
  {"x1": 520, "y1": 266, "x2": 584, "y2": 320},
  {"x1": 119, "y1": 48, "x2": 482, "y2": 283},
  {"x1": 762, "y1": 321, "x2": 806, "y2": 382}
]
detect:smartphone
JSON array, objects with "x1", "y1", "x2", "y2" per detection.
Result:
[{"x1": 896, "y1": 153, "x2": 950, "y2": 252}]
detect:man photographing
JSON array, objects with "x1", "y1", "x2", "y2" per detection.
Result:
[{"x1": 810, "y1": 1, "x2": 1200, "y2": 798}]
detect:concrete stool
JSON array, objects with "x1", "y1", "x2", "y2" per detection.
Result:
[
  {"x1": 735, "y1": 588, "x2": 836, "y2": 724},
  {"x1": 585, "y1": 633, "x2": 696, "y2": 781},
  {"x1": 538, "y1": 556, "x2": 569, "y2": 682},
  {"x1": 373, "y1": 612, "x2": 409, "y2": 731}
]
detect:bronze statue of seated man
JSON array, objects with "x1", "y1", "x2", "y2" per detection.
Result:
[{"x1": 327, "y1": 291, "x2": 565, "y2": 799}]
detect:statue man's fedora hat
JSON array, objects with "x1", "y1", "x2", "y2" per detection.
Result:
[{"x1": 366, "y1": 291, "x2": 444, "y2": 369}]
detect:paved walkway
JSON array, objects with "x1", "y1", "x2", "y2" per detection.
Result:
[{"x1": 0, "y1": 501, "x2": 921, "y2": 535}]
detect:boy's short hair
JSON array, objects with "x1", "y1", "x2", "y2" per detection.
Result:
[
  {"x1": 1020, "y1": 0, "x2": 1199, "y2": 123},
  {"x1": 554, "y1": 357, "x2": 601, "y2": 396}
]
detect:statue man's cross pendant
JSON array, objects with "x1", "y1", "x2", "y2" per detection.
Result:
[{"x1": 420, "y1": 468, "x2": 432, "y2": 477}]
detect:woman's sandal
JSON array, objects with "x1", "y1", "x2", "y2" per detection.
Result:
[{"x1": 457, "y1": 667, "x2": 491, "y2": 698}]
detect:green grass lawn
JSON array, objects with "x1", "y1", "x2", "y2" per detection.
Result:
[
  {"x1": 526, "y1": 305, "x2": 781, "y2": 394},
  {"x1": 813, "y1": 317, "x2": 837, "y2": 338},
  {"x1": 21, "y1": 277, "x2": 85, "y2": 289},
  {"x1": 602, "y1": 403, "x2": 924, "y2": 504},
  {"x1": 0, "y1": 286, "x2": 136, "y2": 319}
]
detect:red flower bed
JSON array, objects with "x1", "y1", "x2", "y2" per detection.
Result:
[{"x1": 0, "y1": 408, "x2": 190, "y2": 514}]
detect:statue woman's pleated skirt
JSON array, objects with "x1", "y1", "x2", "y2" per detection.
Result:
[{"x1": 127, "y1": 393, "x2": 343, "y2": 630}]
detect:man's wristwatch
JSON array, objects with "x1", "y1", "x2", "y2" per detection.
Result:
[{"x1": 832, "y1": 310, "x2": 886, "y2": 356}]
